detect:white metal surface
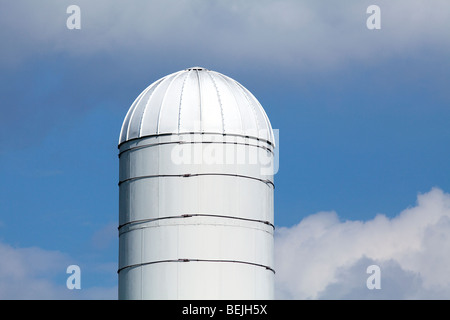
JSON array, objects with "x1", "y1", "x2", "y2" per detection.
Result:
[
  {"x1": 119, "y1": 262, "x2": 273, "y2": 300},
  {"x1": 118, "y1": 67, "x2": 275, "y2": 146},
  {"x1": 118, "y1": 68, "x2": 275, "y2": 300}
]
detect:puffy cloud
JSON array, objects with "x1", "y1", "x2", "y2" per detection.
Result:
[
  {"x1": 0, "y1": 242, "x2": 70, "y2": 299},
  {"x1": 274, "y1": 187, "x2": 450, "y2": 299},
  {"x1": 0, "y1": 241, "x2": 117, "y2": 299}
]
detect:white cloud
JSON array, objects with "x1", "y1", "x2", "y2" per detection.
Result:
[
  {"x1": 0, "y1": 241, "x2": 117, "y2": 299},
  {"x1": 0, "y1": 242, "x2": 69, "y2": 299},
  {"x1": 274, "y1": 187, "x2": 450, "y2": 299},
  {"x1": 1, "y1": 0, "x2": 449, "y2": 71}
]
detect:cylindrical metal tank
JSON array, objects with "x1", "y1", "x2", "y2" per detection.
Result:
[{"x1": 118, "y1": 67, "x2": 275, "y2": 299}]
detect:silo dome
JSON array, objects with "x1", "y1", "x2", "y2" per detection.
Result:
[{"x1": 119, "y1": 67, "x2": 274, "y2": 146}]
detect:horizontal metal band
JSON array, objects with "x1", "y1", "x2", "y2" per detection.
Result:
[
  {"x1": 118, "y1": 140, "x2": 274, "y2": 158},
  {"x1": 118, "y1": 132, "x2": 274, "y2": 149},
  {"x1": 118, "y1": 213, "x2": 275, "y2": 231},
  {"x1": 118, "y1": 173, "x2": 274, "y2": 188},
  {"x1": 117, "y1": 258, "x2": 275, "y2": 274}
]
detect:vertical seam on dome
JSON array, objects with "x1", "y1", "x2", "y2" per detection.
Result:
[
  {"x1": 207, "y1": 72, "x2": 225, "y2": 134},
  {"x1": 196, "y1": 69, "x2": 202, "y2": 132},
  {"x1": 234, "y1": 81, "x2": 261, "y2": 136},
  {"x1": 126, "y1": 87, "x2": 150, "y2": 140},
  {"x1": 137, "y1": 77, "x2": 165, "y2": 138},
  {"x1": 156, "y1": 72, "x2": 183, "y2": 134},
  {"x1": 250, "y1": 88, "x2": 274, "y2": 144},
  {"x1": 127, "y1": 81, "x2": 157, "y2": 141},
  {"x1": 177, "y1": 70, "x2": 190, "y2": 133},
  {"x1": 119, "y1": 88, "x2": 146, "y2": 144},
  {"x1": 260, "y1": 103, "x2": 274, "y2": 144},
  {"x1": 246, "y1": 86, "x2": 274, "y2": 144},
  {"x1": 216, "y1": 73, "x2": 245, "y2": 134}
]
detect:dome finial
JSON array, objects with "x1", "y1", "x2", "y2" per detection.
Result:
[{"x1": 186, "y1": 66, "x2": 207, "y2": 71}]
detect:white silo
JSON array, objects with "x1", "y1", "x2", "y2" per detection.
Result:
[{"x1": 118, "y1": 67, "x2": 275, "y2": 299}]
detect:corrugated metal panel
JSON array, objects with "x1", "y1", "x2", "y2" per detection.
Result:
[
  {"x1": 119, "y1": 262, "x2": 274, "y2": 300},
  {"x1": 118, "y1": 135, "x2": 274, "y2": 182},
  {"x1": 119, "y1": 219, "x2": 273, "y2": 268},
  {"x1": 119, "y1": 171, "x2": 273, "y2": 225}
]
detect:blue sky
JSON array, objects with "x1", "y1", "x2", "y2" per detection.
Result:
[{"x1": 1, "y1": 0, "x2": 450, "y2": 299}]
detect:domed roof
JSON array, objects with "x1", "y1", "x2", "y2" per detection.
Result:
[{"x1": 119, "y1": 67, "x2": 275, "y2": 146}]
